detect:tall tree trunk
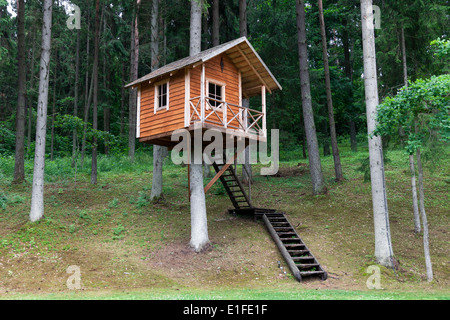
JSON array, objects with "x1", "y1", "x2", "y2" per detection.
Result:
[
  {"x1": 189, "y1": 0, "x2": 209, "y2": 252},
  {"x1": 81, "y1": 8, "x2": 92, "y2": 166},
  {"x1": 71, "y1": 29, "x2": 81, "y2": 167},
  {"x1": 128, "y1": 0, "x2": 140, "y2": 162},
  {"x1": 416, "y1": 146, "x2": 433, "y2": 281},
  {"x1": 296, "y1": 0, "x2": 325, "y2": 195},
  {"x1": 409, "y1": 154, "x2": 420, "y2": 233},
  {"x1": 212, "y1": 0, "x2": 219, "y2": 47},
  {"x1": 239, "y1": 0, "x2": 252, "y2": 185},
  {"x1": 360, "y1": 0, "x2": 394, "y2": 268},
  {"x1": 102, "y1": 8, "x2": 110, "y2": 155},
  {"x1": 342, "y1": 18, "x2": 357, "y2": 152},
  {"x1": 150, "y1": 0, "x2": 168, "y2": 201},
  {"x1": 318, "y1": 0, "x2": 343, "y2": 181},
  {"x1": 29, "y1": 0, "x2": 53, "y2": 222},
  {"x1": 401, "y1": 27, "x2": 420, "y2": 233},
  {"x1": 120, "y1": 63, "x2": 126, "y2": 137},
  {"x1": 91, "y1": 0, "x2": 101, "y2": 184},
  {"x1": 13, "y1": 0, "x2": 26, "y2": 183},
  {"x1": 239, "y1": 0, "x2": 247, "y2": 37},
  {"x1": 27, "y1": 29, "x2": 37, "y2": 153},
  {"x1": 50, "y1": 58, "x2": 57, "y2": 161}
]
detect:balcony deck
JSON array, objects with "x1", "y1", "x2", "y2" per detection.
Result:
[{"x1": 139, "y1": 96, "x2": 266, "y2": 150}]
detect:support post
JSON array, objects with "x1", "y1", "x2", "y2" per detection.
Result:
[
  {"x1": 200, "y1": 63, "x2": 205, "y2": 122},
  {"x1": 261, "y1": 85, "x2": 266, "y2": 137}
]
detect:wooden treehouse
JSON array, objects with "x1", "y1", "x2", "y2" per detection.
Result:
[
  {"x1": 125, "y1": 37, "x2": 281, "y2": 149},
  {"x1": 125, "y1": 37, "x2": 327, "y2": 282}
]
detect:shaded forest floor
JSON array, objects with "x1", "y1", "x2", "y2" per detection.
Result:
[{"x1": 0, "y1": 144, "x2": 449, "y2": 299}]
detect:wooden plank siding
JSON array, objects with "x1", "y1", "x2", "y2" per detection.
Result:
[
  {"x1": 139, "y1": 53, "x2": 248, "y2": 142},
  {"x1": 203, "y1": 54, "x2": 242, "y2": 130},
  {"x1": 139, "y1": 71, "x2": 186, "y2": 138}
]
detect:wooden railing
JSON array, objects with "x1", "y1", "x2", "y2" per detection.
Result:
[{"x1": 189, "y1": 96, "x2": 266, "y2": 136}]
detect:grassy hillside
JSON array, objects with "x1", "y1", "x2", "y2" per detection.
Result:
[{"x1": 0, "y1": 143, "x2": 449, "y2": 299}]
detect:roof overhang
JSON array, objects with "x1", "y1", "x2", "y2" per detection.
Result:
[{"x1": 125, "y1": 37, "x2": 282, "y2": 97}]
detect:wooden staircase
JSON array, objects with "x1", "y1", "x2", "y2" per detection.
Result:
[
  {"x1": 209, "y1": 152, "x2": 327, "y2": 282},
  {"x1": 211, "y1": 154, "x2": 252, "y2": 210},
  {"x1": 260, "y1": 211, "x2": 327, "y2": 282}
]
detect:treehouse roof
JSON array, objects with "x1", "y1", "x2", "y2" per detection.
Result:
[{"x1": 125, "y1": 37, "x2": 282, "y2": 97}]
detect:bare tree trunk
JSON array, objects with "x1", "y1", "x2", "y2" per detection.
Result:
[
  {"x1": 91, "y1": 0, "x2": 101, "y2": 185},
  {"x1": 13, "y1": 0, "x2": 26, "y2": 183},
  {"x1": 416, "y1": 147, "x2": 433, "y2": 281},
  {"x1": 296, "y1": 0, "x2": 325, "y2": 195},
  {"x1": 150, "y1": 0, "x2": 168, "y2": 201},
  {"x1": 401, "y1": 27, "x2": 421, "y2": 233},
  {"x1": 81, "y1": 10, "x2": 91, "y2": 166},
  {"x1": 71, "y1": 29, "x2": 80, "y2": 167},
  {"x1": 360, "y1": 0, "x2": 394, "y2": 268},
  {"x1": 409, "y1": 154, "x2": 421, "y2": 233},
  {"x1": 50, "y1": 59, "x2": 56, "y2": 161},
  {"x1": 27, "y1": 29, "x2": 37, "y2": 153},
  {"x1": 128, "y1": 0, "x2": 140, "y2": 162},
  {"x1": 239, "y1": 0, "x2": 252, "y2": 185},
  {"x1": 212, "y1": 0, "x2": 219, "y2": 47},
  {"x1": 30, "y1": 0, "x2": 53, "y2": 222},
  {"x1": 239, "y1": 0, "x2": 247, "y2": 38},
  {"x1": 318, "y1": 0, "x2": 343, "y2": 181},
  {"x1": 189, "y1": 0, "x2": 209, "y2": 252},
  {"x1": 190, "y1": 0, "x2": 202, "y2": 56},
  {"x1": 120, "y1": 63, "x2": 126, "y2": 137}
]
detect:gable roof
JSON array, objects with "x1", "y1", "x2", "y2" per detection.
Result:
[{"x1": 125, "y1": 37, "x2": 282, "y2": 97}]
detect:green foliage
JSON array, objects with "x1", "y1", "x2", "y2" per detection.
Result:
[{"x1": 375, "y1": 74, "x2": 450, "y2": 155}]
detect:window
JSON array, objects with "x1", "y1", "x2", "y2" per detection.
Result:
[
  {"x1": 154, "y1": 80, "x2": 169, "y2": 112},
  {"x1": 207, "y1": 80, "x2": 225, "y2": 109}
]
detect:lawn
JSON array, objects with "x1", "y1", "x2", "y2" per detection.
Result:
[{"x1": 0, "y1": 142, "x2": 449, "y2": 300}]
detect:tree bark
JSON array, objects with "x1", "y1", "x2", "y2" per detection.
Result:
[
  {"x1": 189, "y1": 0, "x2": 209, "y2": 252},
  {"x1": 296, "y1": 0, "x2": 325, "y2": 195},
  {"x1": 318, "y1": 0, "x2": 343, "y2": 181},
  {"x1": 212, "y1": 0, "x2": 219, "y2": 47},
  {"x1": 50, "y1": 58, "x2": 57, "y2": 161},
  {"x1": 239, "y1": 0, "x2": 252, "y2": 185},
  {"x1": 91, "y1": 0, "x2": 101, "y2": 184},
  {"x1": 128, "y1": 0, "x2": 140, "y2": 162},
  {"x1": 239, "y1": 0, "x2": 247, "y2": 37},
  {"x1": 409, "y1": 154, "x2": 421, "y2": 233},
  {"x1": 13, "y1": 0, "x2": 26, "y2": 183},
  {"x1": 360, "y1": 0, "x2": 394, "y2": 267},
  {"x1": 149, "y1": 0, "x2": 168, "y2": 201},
  {"x1": 30, "y1": 0, "x2": 53, "y2": 222},
  {"x1": 416, "y1": 147, "x2": 433, "y2": 281},
  {"x1": 71, "y1": 29, "x2": 81, "y2": 167},
  {"x1": 401, "y1": 28, "x2": 421, "y2": 233}
]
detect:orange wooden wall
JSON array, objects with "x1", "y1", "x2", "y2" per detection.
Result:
[
  {"x1": 139, "y1": 53, "x2": 243, "y2": 140},
  {"x1": 139, "y1": 71, "x2": 185, "y2": 138}
]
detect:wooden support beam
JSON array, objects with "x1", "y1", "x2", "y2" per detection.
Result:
[
  {"x1": 204, "y1": 148, "x2": 244, "y2": 194},
  {"x1": 236, "y1": 46, "x2": 272, "y2": 94}
]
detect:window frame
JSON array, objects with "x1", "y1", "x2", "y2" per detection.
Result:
[
  {"x1": 154, "y1": 79, "x2": 170, "y2": 113},
  {"x1": 206, "y1": 79, "x2": 226, "y2": 111}
]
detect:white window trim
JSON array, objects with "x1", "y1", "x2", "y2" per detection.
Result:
[
  {"x1": 154, "y1": 79, "x2": 170, "y2": 113},
  {"x1": 206, "y1": 78, "x2": 226, "y2": 111},
  {"x1": 136, "y1": 85, "x2": 141, "y2": 138}
]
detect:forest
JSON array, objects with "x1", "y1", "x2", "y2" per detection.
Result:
[{"x1": 0, "y1": 0, "x2": 449, "y2": 301}]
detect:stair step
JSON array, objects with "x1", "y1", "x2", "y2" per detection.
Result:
[
  {"x1": 291, "y1": 256, "x2": 315, "y2": 261},
  {"x1": 299, "y1": 271, "x2": 326, "y2": 276},
  {"x1": 287, "y1": 249, "x2": 310, "y2": 255},
  {"x1": 276, "y1": 232, "x2": 297, "y2": 236},
  {"x1": 295, "y1": 263, "x2": 320, "y2": 269}
]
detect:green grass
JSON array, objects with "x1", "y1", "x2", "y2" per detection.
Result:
[
  {"x1": 2, "y1": 287, "x2": 448, "y2": 300},
  {"x1": 0, "y1": 145, "x2": 449, "y2": 300}
]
